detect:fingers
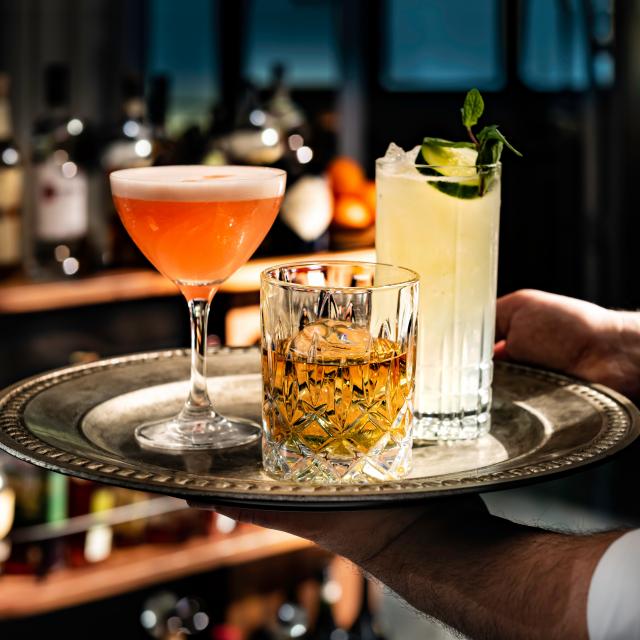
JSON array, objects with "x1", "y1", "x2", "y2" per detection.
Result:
[
  {"x1": 493, "y1": 339, "x2": 509, "y2": 360},
  {"x1": 495, "y1": 289, "x2": 545, "y2": 342},
  {"x1": 495, "y1": 291, "x2": 521, "y2": 342}
]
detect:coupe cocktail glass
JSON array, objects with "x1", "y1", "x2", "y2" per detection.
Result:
[
  {"x1": 110, "y1": 165, "x2": 286, "y2": 451},
  {"x1": 376, "y1": 151, "x2": 500, "y2": 441}
]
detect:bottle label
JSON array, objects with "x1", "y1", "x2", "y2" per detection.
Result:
[
  {"x1": 84, "y1": 525, "x2": 112, "y2": 563},
  {"x1": 35, "y1": 160, "x2": 88, "y2": 242},
  {"x1": 84, "y1": 487, "x2": 115, "y2": 563},
  {"x1": 0, "y1": 102, "x2": 11, "y2": 140},
  {"x1": 0, "y1": 166, "x2": 22, "y2": 209},
  {"x1": 0, "y1": 215, "x2": 20, "y2": 265},
  {"x1": 0, "y1": 167, "x2": 23, "y2": 265},
  {"x1": 0, "y1": 488, "x2": 15, "y2": 539},
  {"x1": 46, "y1": 472, "x2": 68, "y2": 523}
]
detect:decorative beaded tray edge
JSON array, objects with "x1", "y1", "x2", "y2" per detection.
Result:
[{"x1": 0, "y1": 348, "x2": 638, "y2": 510}]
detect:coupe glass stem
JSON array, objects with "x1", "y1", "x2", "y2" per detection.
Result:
[{"x1": 178, "y1": 297, "x2": 219, "y2": 425}]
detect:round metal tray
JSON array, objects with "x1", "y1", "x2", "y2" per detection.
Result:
[{"x1": 0, "y1": 348, "x2": 638, "y2": 510}]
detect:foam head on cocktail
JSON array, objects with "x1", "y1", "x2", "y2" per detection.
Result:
[
  {"x1": 112, "y1": 165, "x2": 285, "y2": 299},
  {"x1": 110, "y1": 165, "x2": 285, "y2": 451}
]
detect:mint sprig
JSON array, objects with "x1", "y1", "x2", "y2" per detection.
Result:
[
  {"x1": 461, "y1": 88, "x2": 522, "y2": 193},
  {"x1": 462, "y1": 88, "x2": 522, "y2": 165},
  {"x1": 416, "y1": 89, "x2": 521, "y2": 198},
  {"x1": 461, "y1": 88, "x2": 484, "y2": 143}
]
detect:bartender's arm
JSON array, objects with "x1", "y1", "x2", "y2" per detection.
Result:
[
  {"x1": 216, "y1": 499, "x2": 624, "y2": 640},
  {"x1": 197, "y1": 290, "x2": 640, "y2": 639}
]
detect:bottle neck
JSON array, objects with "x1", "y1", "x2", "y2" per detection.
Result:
[{"x1": 0, "y1": 97, "x2": 12, "y2": 141}]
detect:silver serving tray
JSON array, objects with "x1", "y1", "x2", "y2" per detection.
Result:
[{"x1": 0, "y1": 348, "x2": 638, "y2": 510}]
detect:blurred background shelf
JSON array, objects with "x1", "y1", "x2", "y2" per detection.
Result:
[
  {"x1": 0, "y1": 248, "x2": 375, "y2": 315},
  {"x1": 0, "y1": 527, "x2": 311, "y2": 619}
]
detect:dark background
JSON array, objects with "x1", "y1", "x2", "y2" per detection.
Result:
[
  {"x1": 1, "y1": 0, "x2": 638, "y2": 308},
  {"x1": 1, "y1": 2, "x2": 640, "y2": 637}
]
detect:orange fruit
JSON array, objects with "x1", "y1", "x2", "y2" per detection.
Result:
[
  {"x1": 333, "y1": 195, "x2": 373, "y2": 229},
  {"x1": 360, "y1": 180, "x2": 376, "y2": 218},
  {"x1": 327, "y1": 156, "x2": 365, "y2": 196}
]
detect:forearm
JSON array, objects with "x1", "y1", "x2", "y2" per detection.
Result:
[
  {"x1": 210, "y1": 502, "x2": 626, "y2": 639},
  {"x1": 360, "y1": 514, "x2": 623, "y2": 640}
]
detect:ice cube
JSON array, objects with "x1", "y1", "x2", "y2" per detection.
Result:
[
  {"x1": 290, "y1": 319, "x2": 372, "y2": 363},
  {"x1": 407, "y1": 145, "x2": 421, "y2": 162},
  {"x1": 382, "y1": 142, "x2": 407, "y2": 163},
  {"x1": 380, "y1": 143, "x2": 421, "y2": 175}
]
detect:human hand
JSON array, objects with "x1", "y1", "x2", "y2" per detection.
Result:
[{"x1": 495, "y1": 289, "x2": 640, "y2": 399}]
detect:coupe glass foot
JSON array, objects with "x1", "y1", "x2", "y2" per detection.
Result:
[{"x1": 134, "y1": 414, "x2": 261, "y2": 452}]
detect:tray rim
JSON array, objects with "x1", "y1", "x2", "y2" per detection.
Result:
[{"x1": 0, "y1": 347, "x2": 638, "y2": 510}]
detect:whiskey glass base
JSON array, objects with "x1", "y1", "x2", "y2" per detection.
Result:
[
  {"x1": 413, "y1": 410, "x2": 491, "y2": 442},
  {"x1": 261, "y1": 431, "x2": 413, "y2": 484},
  {"x1": 135, "y1": 414, "x2": 261, "y2": 452}
]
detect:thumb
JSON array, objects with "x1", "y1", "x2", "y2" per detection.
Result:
[{"x1": 495, "y1": 290, "x2": 529, "y2": 342}]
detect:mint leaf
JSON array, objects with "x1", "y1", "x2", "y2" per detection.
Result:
[
  {"x1": 477, "y1": 125, "x2": 522, "y2": 157},
  {"x1": 422, "y1": 137, "x2": 475, "y2": 149},
  {"x1": 461, "y1": 88, "x2": 484, "y2": 128},
  {"x1": 477, "y1": 138, "x2": 503, "y2": 166}
]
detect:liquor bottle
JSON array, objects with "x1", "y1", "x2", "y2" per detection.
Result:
[
  {"x1": 147, "y1": 75, "x2": 176, "y2": 166},
  {"x1": 260, "y1": 64, "x2": 331, "y2": 257},
  {"x1": 3, "y1": 457, "x2": 46, "y2": 574},
  {"x1": 0, "y1": 73, "x2": 23, "y2": 278},
  {"x1": 41, "y1": 471, "x2": 68, "y2": 574},
  {"x1": 29, "y1": 63, "x2": 90, "y2": 279},
  {"x1": 201, "y1": 103, "x2": 232, "y2": 166},
  {"x1": 265, "y1": 63, "x2": 306, "y2": 141},
  {"x1": 4, "y1": 462, "x2": 67, "y2": 575},
  {"x1": 111, "y1": 487, "x2": 148, "y2": 547},
  {"x1": 222, "y1": 79, "x2": 284, "y2": 166},
  {"x1": 67, "y1": 478, "x2": 115, "y2": 567},
  {"x1": 0, "y1": 454, "x2": 16, "y2": 572},
  {"x1": 100, "y1": 73, "x2": 152, "y2": 268}
]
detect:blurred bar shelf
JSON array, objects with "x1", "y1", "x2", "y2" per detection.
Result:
[
  {"x1": 0, "y1": 248, "x2": 375, "y2": 315},
  {"x1": 0, "y1": 527, "x2": 312, "y2": 619}
]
